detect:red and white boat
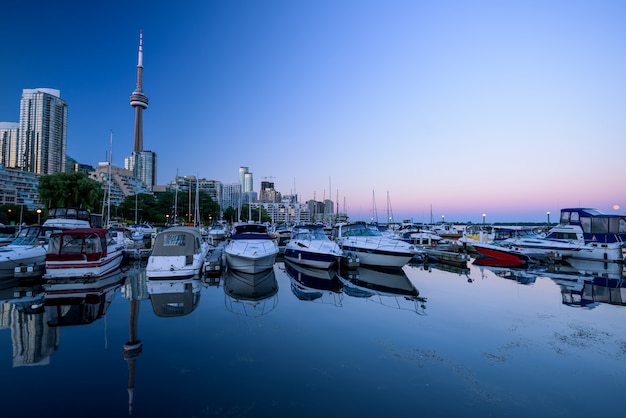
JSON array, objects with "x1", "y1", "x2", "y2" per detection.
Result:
[
  {"x1": 43, "y1": 228, "x2": 125, "y2": 279},
  {"x1": 472, "y1": 242, "x2": 534, "y2": 267}
]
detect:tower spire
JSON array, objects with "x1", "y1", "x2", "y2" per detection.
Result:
[{"x1": 130, "y1": 30, "x2": 149, "y2": 153}]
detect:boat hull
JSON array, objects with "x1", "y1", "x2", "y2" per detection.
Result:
[
  {"x1": 338, "y1": 238, "x2": 414, "y2": 268},
  {"x1": 473, "y1": 243, "x2": 529, "y2": 267},
  {"x1": 44, "y1": 250, "x2": 124, "y2": 279},
  {"x1": 224, "y1": 238, "x2": 278, "y2": 274},
  {"x1": 283, "y1": 246, "x2": 339, "y2": 269},
  {"x1": 146, "y1": 254, "x2": 207, "y2": 279},
  {"x1": 0, "y1": 247, "x2": 47, "y2": 279}
]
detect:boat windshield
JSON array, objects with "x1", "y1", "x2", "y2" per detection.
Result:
[{"x1": 344, "y1": 224, "x2": 382, "y2": 237}]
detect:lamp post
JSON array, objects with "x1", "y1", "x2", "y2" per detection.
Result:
[
  {"x1": 36, "y1": 208, "x2": 42, "y2": 224},
  {"x1": 441, "y1": 215, "x2": 445, "y2": 224},
  {"x1": 482, "y1": 213, "x2": 486, "y2": 225}
]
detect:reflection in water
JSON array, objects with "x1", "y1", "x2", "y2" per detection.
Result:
[
  {"x1": 147, "y1": 277, "x2": 202, "y2": 318},
  {"x1": 43, "y1": 269, "x2": 125, "y2": 327},
  {"x1": 0, "y1": 279, "x2": 55, "y2": 367},
  {"x1": 223, "y1": 267, "x2": 278, "y2": 316},
  {"x1": 476, "y1": 265, "x2": 538, "y2": 285},
  {"x1": 123, "y1": 266, "x2": 145, "y2": 416},
  {"x1": 541, "y1": 260, "x2": 626, "y2": 308},
  {"x1": 339, "y1": 266, "x2": 426, "y2": 314},
  {"x1": 283, "y1": 260, "x2": 343, "y2": 306}
]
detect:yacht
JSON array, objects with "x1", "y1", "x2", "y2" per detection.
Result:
[
  {"x1": 332, "y1": 222, "x2": 416, "y2": 268},
  {"x1": 0, "y1": 225, "x2": 61, "y2": 280},
  {"x1": 224, "y1": 223, "x2": 278, "y2": 273},
  {"x1": 504, "y1": 208, "x2": 626, "y2": 262},
  {"x1": 284, "y1": 224, "x2": 343, "y2": 269}
]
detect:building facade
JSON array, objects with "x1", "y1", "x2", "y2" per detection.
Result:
[{"x1": 0, "y1": 122, "x2": 19, "y2": 168}]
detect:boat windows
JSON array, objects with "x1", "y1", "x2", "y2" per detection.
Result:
[
  {"x1": 591, "y1": 217, "x2": 609, "y2": 234},
  {"x1": 164, "y1": 233, "x2": 186, "y2": 247},
  {"x1": 580, "y1": 217, "x2": 592, "y2": 233}
]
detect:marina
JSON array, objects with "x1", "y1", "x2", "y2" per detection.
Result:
[{"x1": 1, "y1": 253, "x2": 624, "y2": 417}]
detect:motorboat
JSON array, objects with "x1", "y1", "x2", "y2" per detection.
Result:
[
  {"x1": 129, "y1": 223, "x2": 155, "y2": 240},
  {"x1": 43, "y1": 228, "x2": 125, "y2": 279},
  {"x1": 207, "y1": 223, "x2": 228, "y2": 241},
  {"x1": 0, "y1": 225, "x2": 16, "y2": 246},
  {"x1": 504, "y1": 208, "x2": 626, "y2": 262},
  {"x1": 42, "y1": 207, "x2": 93, "y2": 229},
  {"x1": 284, "y1": 224, "x2": 344, "y2": 269},
  {"x1": 472, "y1": 242, "x2": 537, "y2": 267},
  {"x1": 0, "y1": 225, "x2": 63, "y2": 280},
  {"x1": 332, "y1": 222, "x2": 416, "y2": 268},
  {"x1": 224, "y1": 223, "x2": 278, "y2": 273},
  {"x1": 223, "y1": 267, "x2": 278, "y2": 316},
  {"x1": 146, "y1": 226, "x2": 210, "y2": 279},
  {"x1": 44, "y1": 269, "x2": 125, "y2": 326},
  {"x1": 147, "y1": 277, "x2": 202, "y2": 317}
]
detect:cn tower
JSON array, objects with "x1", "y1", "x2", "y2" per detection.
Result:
[{"x1": 130, "y1": 31, "x2": 148, "y2": 153}]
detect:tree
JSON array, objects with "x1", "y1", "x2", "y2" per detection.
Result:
[{"x1": 38, "y1": 172, "x2": 103, "y2": 212}]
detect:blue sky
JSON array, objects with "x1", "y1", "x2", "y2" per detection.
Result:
[{"x1": 1, "y1": 0, "x2": 625, "y2": 223}]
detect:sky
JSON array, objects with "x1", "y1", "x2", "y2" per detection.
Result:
[{"x1": 1, "y1": 0, "x2": 625, "y2": 223}]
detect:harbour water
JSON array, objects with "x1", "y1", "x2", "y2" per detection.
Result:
[{"x1": 0, "y1": 258, "x2": 624, "y2": 417}]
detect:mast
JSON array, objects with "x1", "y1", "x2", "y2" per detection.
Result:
[
  {"x1": 194, "y1": 176, "x2": 200, "y2": 227},
  {"x1": 106, "y1": 130, "x2": 113, "y2": 228},
  {"x1": 173, "y1": 169, "x2": 179, "y2": 224}
]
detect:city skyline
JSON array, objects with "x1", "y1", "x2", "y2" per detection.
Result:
[{"x1": 1, "y1": 1, "x2": 625, "y2": 223}]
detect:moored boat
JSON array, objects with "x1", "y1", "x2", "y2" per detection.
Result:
[
  {"x1": 43, "y1": 228, "x2": 125, "y2": 279},
  {"x1": 146, "y1": 226, "x2": 210, "y2": 279},
  {"x1": 224, "y1": 223, "x2": 278, "y2": 274},
  {"x1": 504, "y1": 208, "x2": 626, "y2": 263},
  {"x1": 332, "y1": 222, "x2": 416, "y2": 269},
  {"x1": 284, "y1": 224, "x2": 343, "y2": 269}
]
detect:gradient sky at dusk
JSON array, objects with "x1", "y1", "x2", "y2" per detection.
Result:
[{"x1": 1, "y1": 0, "x2": 625, "y2": 223}]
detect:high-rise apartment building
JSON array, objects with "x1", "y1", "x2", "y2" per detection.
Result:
[
  {"x1": 0, "y1": 122, "x2": 19, "y2": 168},
  {"x1": 17, "y1": 88, "x2": 67, "y2": 174}
]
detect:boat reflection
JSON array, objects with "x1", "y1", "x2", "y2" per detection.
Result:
[
  {"x1": 147, "y1": 277, "x2": 202, "y2": 318},
  {"x1": 339, "y1": 266, "x2": 426, "y2": 314},
  {"x1": 283, "y1": 260, "x2": 343, "y2": 306},
  {"x1": 475, "y1": 264, "x2": 538, "y2": 285},
  {"x1": 44, "y1": 269, "x2": 125, "y2": 327},
  {"x1": 539, "y1": 259, "x2": 626, "y2": 308},
  {"x1": 223, "y1": 267, "x2": 278, "y2": 316}
]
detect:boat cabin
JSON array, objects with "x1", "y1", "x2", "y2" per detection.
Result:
[
  {"x1": 554, "y1": 208, "x2": 626, "y2": 244},
  {"x1": 46, "y1": 228, "x2": 111, "y2": 262}
]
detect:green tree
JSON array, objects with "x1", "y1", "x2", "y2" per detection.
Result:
[
  {"x1": 38, "y1": 172, "x2": 103, "y2": 212},
  {"x1": 223, "y1": 206, "x2": 237, "y2": 224}
]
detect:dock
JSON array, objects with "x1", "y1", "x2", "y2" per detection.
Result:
[
  {"x1": 423, "y1": 249, "x2": 470, "y2": 268},
  {"x1": 204, "y1": 243, "x2": 224, "y2": 275}
]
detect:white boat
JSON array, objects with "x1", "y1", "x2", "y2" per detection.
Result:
[
  {"x1": 42, "y1": 207, "x2": 93, "y2": 229},
  {"x1": 129, "y1": 223, "x2": 155, "y2": 240},
  {"x1": 284, "y1": 224, "x2": 344, "y2": 269},
  {"x1": 224, "y1": 223, "x2": 278, "y2": 273},
  {"x1": 207, "y1": 223, "x2": 228, "y2": 241},
  {"x1": 504, "y1": 208, "x2": 626, "y2": 262},
  {"x1": 0, "y1": 225, "x2": 61, "y2": 280},
  {"x1": 43, "y1": 228, "x2": 125, "y2": 279},
  {"x1": 331, "y1": 222, "x2": 416, "y2": 268},
  {"x1": 146, "y1": 226, "x2": 210, "y2": 279}
]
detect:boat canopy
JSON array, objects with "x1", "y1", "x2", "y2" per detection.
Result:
[
  {"x1": 151, "y1": 227, "x2": 203, "y2": 257},
  {"x1": 231, "y1": 223, "x2": 271, "y2": 240},
  {"x1": 46, "y1": 228, "x2": 109, "y2": 261},
  {"x1": 559, "y1": 208, "x2": 626, "y2": 241}
]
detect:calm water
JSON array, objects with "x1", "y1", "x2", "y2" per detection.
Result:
[{"x1": 1, "y1": 257, "x2": 624, "y2": 417}]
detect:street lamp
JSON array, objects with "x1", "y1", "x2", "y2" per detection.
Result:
[
  {"x1": 441, "y1": 215, "x2": 445, "y2": 224},
  {"x1": 546, "y1": 211, "x2": 550, "y2": 225},
  {"x1": 482, "y1": 213, "x2": 486, "y2": 225},
  {"x1": 36, "y1": 208, "x2": 42, "y2": 224}
]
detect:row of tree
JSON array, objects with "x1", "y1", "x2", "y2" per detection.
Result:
[{"x1": 0, "y1": 172, "x2": 272, "y2": 227}]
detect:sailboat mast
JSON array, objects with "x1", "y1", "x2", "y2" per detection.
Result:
[{"x1": 107, "y1": 130, "x2": 113, "y2": 228}]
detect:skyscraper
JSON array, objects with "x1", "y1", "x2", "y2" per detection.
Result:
[
  {"x1": 17, "y1": 88, "x2": 67, "y2": 174},
  {"x1": 0, "y1": 122, "x2": 19, "y2": 168},
  {"x1": 128, "y1": 31, "x2": 156, "y2": 190}
]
